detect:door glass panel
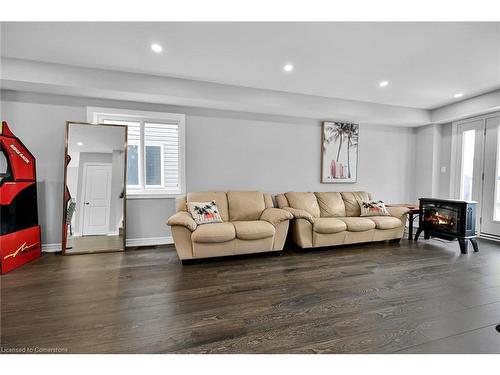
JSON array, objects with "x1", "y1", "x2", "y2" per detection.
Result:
[
  {"x1": 460, "y1": 129, "x2": 475, "y2": 201},
  {"x1": 494, "y1": 125, "x2": 500, "y2": 221}
]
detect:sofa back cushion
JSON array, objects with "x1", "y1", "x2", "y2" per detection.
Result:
[
  {"x1": 176, "y1": 195, "x2": 188, "y2": 212},
  {"x1": 263, "y1": 193, "x2": 274, "y2": 209},
  {"x1": 187, "y1": 191, "x2": 229, "y2": 221},
  {"x1": 285, "y1": 192, "x2": 321, "y2": 218},
  {"x1": 340, "y1": 191, "x2": 372, "y2": 216},
  {"x1": 314, "y1": 192, "x2": 346, "y2": 217},
  {"x1": 227, "y1": 191, "x2": 267, "y2": 221},
  {"x1": 275, "y1": 193, "x2": 288, "y2": 209}
]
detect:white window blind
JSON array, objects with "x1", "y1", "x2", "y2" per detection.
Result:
[{"x1": 145, "y1": 122, "x2": 179, "y2": 190}]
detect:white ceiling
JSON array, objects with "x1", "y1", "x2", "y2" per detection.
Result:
[{"x1": 1, "y1": 22, "x2": 499, "y2": 109}]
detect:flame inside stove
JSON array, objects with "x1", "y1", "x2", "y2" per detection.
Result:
[{"x1": 424, "y1": 211, "x2": 455, "y2": 227}]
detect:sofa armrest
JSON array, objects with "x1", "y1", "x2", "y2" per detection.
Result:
[
  {"x1": 166, "y1": 211, "x2": 197, "y2": 231},
  {"x1": 260, "y1": 208, "x2": 293, "y2": 227},
  {"x1": 282, "y1": 207, "x2": 314, "y2": 223},
  {"x1": 387, "y1": 206, "x2": 410, "y2": 219}
]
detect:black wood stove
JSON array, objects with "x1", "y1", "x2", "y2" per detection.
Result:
[{"x1": 414, "y1": 198, "x2": 478, "y2": 254}]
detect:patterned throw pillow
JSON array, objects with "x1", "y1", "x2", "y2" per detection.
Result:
[
  {"x1": 187, "y1": 201, "x2": 223, "y2": 225},
  {"x1": 359, "y1": 200, "x2": 390, "y2": 216}
]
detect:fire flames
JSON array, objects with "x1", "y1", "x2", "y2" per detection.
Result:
[{"x1": 424, "y1": 211, "x2": 455, "y2": 227}]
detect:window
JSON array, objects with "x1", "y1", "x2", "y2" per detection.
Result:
[{"x1": 88, "y1": 108, "x2": 185, "y2": 198}]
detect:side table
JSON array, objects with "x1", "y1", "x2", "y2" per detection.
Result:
[
  {"x1": 407, "y1": 208, "x2": 421, "y2": 241},
  {"x1": 386, "y1": 204, "x2": 420, "y2": 241}
]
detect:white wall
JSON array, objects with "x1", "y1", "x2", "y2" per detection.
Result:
[
  {"x1": 414, "y1": 122, "x2": 457, "y2": 202},
  {"x1": 1, "y1": 90, "x2": 417, "y2": 248},
  {"x1": 414, "y1": 125, "x2": 436, "y2": 199},
  {"x1": 186, "y1": 115, "x2": 416, "y2": 201}
]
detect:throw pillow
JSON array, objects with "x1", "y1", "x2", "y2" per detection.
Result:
[
  {"x1": 359, "y1": 200, "x2": 390, "y2": 216},
  {"x1": 187, "y1": 201, "x2": 223, "y2": 225}
]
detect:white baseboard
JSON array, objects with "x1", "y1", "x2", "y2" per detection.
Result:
[
  {"x1": 41, "y1": 236, "x2": 173, "y2": 252},
  {"x1": 126, "y1": 236, "x2": 173, "y2": 247},
  {"x1": 42, "y1": 243, "x2": 62, "y2": 252},
  {"x1": 479, "y1": 233, "x2": 500, "y2": 242}
]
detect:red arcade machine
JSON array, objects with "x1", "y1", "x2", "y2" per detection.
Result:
[{"x1": 0, "y1": 121, "x2": 41, "y2": 274}]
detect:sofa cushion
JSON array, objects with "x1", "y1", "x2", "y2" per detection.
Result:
[
  {"x1": 227, "y1": 191, "x2": 266, "y2": 221},
  {"x1": 367, "y1": 216, "x2": 402, "y2": 230},
  {"x1": 191, "y1": 222, "x2": 236, "y2": 243},
  {"x1": 187, "y1": 192, "x2": 229, "y2": 221},
  {"x1": 313, "y1": 217, "x2": 347, "y2": 234},
  {"x1": 340, "y1": 191, "x2": 371, "y2": 216},
  {"x1": 337, "y1": 217, "x2": 376, "y2": 232},
  {"x1": 275, "y1": 193, "x2": 289, "y2": 209},
  {"x1": 233, "y1": 221, "x2": 275, "y2": 240},
  {"x1": 315, "y1": 192, "x2": 346, "y2": 217},
  {"x1": 263, "y1": 193, "x2": 274, "y2": 209},
  {"x1": 285, "y1": 192, "x2": 321, "y2": 218}
]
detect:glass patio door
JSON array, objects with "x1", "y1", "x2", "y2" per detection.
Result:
[
  {"x1": 456, "y1": 119, "x2": 484, "y2": 204},
  {"x1": 480, "y1": 115, "x2": 500, "y2": 238}
]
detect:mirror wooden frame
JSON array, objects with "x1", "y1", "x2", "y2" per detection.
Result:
[{"x1": 61, "y1": 121, "x2": 127, "y2": 255}]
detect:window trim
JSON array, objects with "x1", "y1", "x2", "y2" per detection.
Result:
[{"x1": 87, "y1": 107, "x2": 186, "y2": 199}]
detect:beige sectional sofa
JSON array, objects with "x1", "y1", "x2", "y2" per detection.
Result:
[
  {"x1": 167, "y1": 191, "x2": 293, "y2": 261},
  {"x1": 276, "y1": 191, "x2": 408, "y2": 249}
]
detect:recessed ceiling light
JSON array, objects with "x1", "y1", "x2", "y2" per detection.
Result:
[
  {"x1": 77, "y1": 142, "x2": 84, "y2": 146},
  {"x1": 284, "y1": 64, "x2": 294, "y2": 72},
  {"x1": 454, "y1": 93, "x2": 463, "y2": 98},
  {"x1": 151, "y1": 43, "x2": 163, "y2": 53},
  {"x1": 379, "y1": 81, "x2": 389, "y2": 87}
]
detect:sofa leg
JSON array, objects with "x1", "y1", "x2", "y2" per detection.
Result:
[
  {"x1": 181, "y1": 259, "x2": 195, "y2": 265},
  {"x1": 389, "y1": 238, "x2": 401, "y2": 244}
]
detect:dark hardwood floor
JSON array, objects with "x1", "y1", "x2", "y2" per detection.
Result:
[{"x1": 1, "y1": 238, "x2": 499, "y2": 353}]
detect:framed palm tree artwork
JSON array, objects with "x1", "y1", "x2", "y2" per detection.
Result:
[{"x1": 321, "y1": 121, "x2": 359, "y2": 183}]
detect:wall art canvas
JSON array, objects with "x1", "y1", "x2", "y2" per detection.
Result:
[{"x1": 322, "y1": 121, "x2": 359, "y2": 183}]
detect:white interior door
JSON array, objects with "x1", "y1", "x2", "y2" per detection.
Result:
[
  {"x1": 480, "y1": 115, "x2": 500, "y2": 237},
  {"x1": 82, "y1": 163, "x2": 112, "y2": 236}
]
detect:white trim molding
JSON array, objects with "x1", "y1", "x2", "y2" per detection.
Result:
[
  {"x1": 42, "y1": 243, "x2": 62, "y2": 252},
  {"x1": 479, "y1": 233, "x2": 500, "y2": 243},
  {"x1": 125, "y1": 236, "x2": 173, "y2": 247},
  {"x1": 42, "y1": 236, "x2": 173, "y2": 252}
]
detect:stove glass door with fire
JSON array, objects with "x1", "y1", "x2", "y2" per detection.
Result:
[{"x1": 422, "y1": 202, "x2": 459, "y2": 237}]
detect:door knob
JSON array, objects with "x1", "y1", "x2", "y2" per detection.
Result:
[{"x1": 85, "y1": 202, "x2": 90, "y2": 205}]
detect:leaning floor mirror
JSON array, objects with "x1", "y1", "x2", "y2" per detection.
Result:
[{"x1": 62, "y1": 122, "x2": 127, "y2": 254}]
